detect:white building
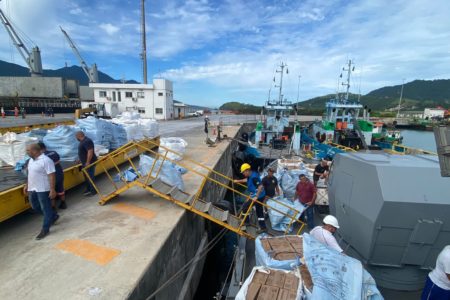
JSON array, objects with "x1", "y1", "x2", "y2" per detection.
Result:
[
  {"x1": 424, "y1": 108, "x2": 445, "y2": 119},
  {"x1": 89, "y1": 79, "x2": 174, "y2": 120}
]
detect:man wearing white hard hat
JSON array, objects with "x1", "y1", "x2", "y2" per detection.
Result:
[{"x1": 310, "y1": 215, "x2": 343, "y2": 253}]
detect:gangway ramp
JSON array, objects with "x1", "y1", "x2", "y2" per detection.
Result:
[{"x1": 84, "y1": 139, "x2": 306, "y2": 239}]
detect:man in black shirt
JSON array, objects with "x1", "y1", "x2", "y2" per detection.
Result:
[
  {"x1": 262, "y1": 167, "x2": 280, "y2": 199},
  {"x1": 313, "y1": 159, "x2": 329, "y2": 186},
  {"x1": 75, "y1": 131, "x2": 98, "y2": 196},
  {"x1": 38, "y1": 142, "x2": 67, "y2": 209}
]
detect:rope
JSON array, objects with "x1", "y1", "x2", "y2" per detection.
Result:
[
  {"x1": 145, "y1": 228, "x2": 228, "y2": 300},
  {"x1": 217, "y1": 247, "x2": 239, "y2": 298}
]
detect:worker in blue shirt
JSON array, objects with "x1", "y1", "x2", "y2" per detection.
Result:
[{"x1": 233, "y1": 163, "x2": 267, "y2": 233}]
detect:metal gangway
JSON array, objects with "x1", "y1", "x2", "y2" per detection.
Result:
[{"x1": 82, "y1": 139, "x2": 305, "y2": 239}]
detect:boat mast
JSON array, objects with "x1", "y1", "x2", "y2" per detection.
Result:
[
  {"x1": 140, "y1": 0, "x2": 148, "y2": 84},
  {"x1": 275, "y1": 62, "x2": 287, "y2": 105},
  {"x1": 396, "y1": 79, "x2": 405, "y2": 118},
  {"x1": 341, "y1": 59, "x2": 354, "y2": 102}
]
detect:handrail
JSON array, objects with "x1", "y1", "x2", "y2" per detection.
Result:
[
  {"x1": 134, "y1": 140, "x2": 304, "y2": 217},
  {"x1": 82, "y1": 138, "x2": 306, "y2": 238},
  {"x1": 325, "y1": 141, "x2": 357, "y2": 152}
]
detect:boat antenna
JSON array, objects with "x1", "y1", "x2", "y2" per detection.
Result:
[
  {"x1": 296, "y1": 75, "x2": 301, "y2": 103},
  {"x1": 357, "y1": 67, "x2": 362, "y2": 102},
  {"x1": 140, "y1": 0, "x2": 148, "y2": 84},
  {"x1": 396, "y1": 79, "x2": 405, "y2": 118}
]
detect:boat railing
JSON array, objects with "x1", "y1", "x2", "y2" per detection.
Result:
[
  {"x1": 325, "y1": 141, "x2": 357, "y2": 152},
  {"x1": 387, "y1": 144, "x2": 437, "y2": 155}
]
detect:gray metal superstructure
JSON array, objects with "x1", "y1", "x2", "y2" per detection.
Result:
[{"x1": 328, "y1": 152, "x2": 450, "y2": 290}]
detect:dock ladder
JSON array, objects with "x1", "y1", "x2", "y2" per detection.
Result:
[{"x1": 82, "y1": 139, "x2": 306, "y2": 239}]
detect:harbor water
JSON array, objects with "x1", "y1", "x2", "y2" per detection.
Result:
[{"x1": 400, "y1": 129, "x2": 437, "y2": 152}]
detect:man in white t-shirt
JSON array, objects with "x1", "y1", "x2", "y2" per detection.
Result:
[
  {"x1": 421, "y1": 245, "x2": 450, "y2": 299},
  {"x1": 23, "y1": 144, "x2": 59, "y2": 240},
  {"x1": 310, "y1": 215, "x2": 343, "y2": 253}
]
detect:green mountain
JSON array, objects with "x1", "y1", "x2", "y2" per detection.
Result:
[
  {"x1": 298, "y1": 79, "x2": 450, "y2": 112},
  {"x1": 0, "y1": 60, "x2": 138, "y2": 85},
  {"x1": 219, "y1": 101, "x2": 261, "y2": 114}
]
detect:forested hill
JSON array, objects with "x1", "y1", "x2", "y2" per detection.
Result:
[
  {"x1": 0, "y1": 59, "x2": 138, "y2": 85},
  {"x1": 298, "y1": 79, "x2": 450, "y2": 111}
]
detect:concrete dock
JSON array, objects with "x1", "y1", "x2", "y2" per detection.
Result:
[{"x1": 0, "y1": 118, "x2": 241, "y2": 300}]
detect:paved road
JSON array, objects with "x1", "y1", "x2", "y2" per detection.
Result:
[
  {"x1": 0, "y1": 114, "x2": 74, "y2": 128},
  {"x1": 158, "y1": 114, "x2": 321, "y2": 137}
]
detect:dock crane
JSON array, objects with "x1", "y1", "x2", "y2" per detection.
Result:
[
  {"x1": 0, "y1": 7, "x2": 43, "y2": 76},
  {"x1": 60, "y1": 26, "x2": 98, "y2": 83}
]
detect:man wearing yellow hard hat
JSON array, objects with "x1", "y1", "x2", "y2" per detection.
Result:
[{"x1": 233, "y1": 163, "x2": 267, "y2": 233}]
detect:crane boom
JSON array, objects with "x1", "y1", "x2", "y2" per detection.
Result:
[
  {"x1": 0, "y1": 8, "x2": 43, "y2": 76},
  {"x1": 60, "y1": 26, "x2": 98, "y2": 83}
]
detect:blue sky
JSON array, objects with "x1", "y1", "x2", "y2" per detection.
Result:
[{"x1": 1, "y1": 0, "x2": 450, "y2": 107}]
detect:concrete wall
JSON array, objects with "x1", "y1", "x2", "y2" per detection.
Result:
[
  {"x1": 127, "y1": 212, "x2": 205, "y2": 300},
  {"x1": 126, "y1": 125, "x2": 245, "y2": 300}
]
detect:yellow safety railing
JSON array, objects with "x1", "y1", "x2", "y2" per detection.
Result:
[
  {"x1": 387, "y1": 144, "x2": 437, "y2": 156},
  {"x1": 0, "y1": 120, "x2": 75, "y2": 134},
  {"x1": 82, "y1": 139, "x2": 306, "y2": 239},
  {"x1": 325, "y1": 141, "x2": 357, "y2": 152}
]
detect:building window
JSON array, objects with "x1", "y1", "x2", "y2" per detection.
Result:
[
  {"x1": 158, "y1": 92, "x2": 163, "y2": 96},
  {"x1": 125, "y1": 92, "x2": 133, "y2": 98},
  {"x1": 138, "y1": 107, "x2": 145, "y2": 114},
  {"x1": 155, "y1": 108, "x2": 163, "y2": 114},
  {"x1": 118, "y1": 91, "x2": 122, "y2": 102},
  {"x1": 137, "y1": 92, "x2": 145, "y2": 98},
  {"x1": 99, "y1": 91, "x2": 107, "y2": 97}
]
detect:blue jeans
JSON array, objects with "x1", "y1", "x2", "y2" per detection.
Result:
[
  {"x1": 83, "y1": 165, "x2": 96, "y2": 194},
  {"x1": 302, "y1": 205, "x2": 315, "y2": 229},
  {"x1": 421, "y1": 275, "x2": 450, "y2": 300},
  {"x1": 29, "y1": 191, "x2": 56, "y2": 232}
]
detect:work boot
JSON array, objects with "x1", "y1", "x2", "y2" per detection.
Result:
[
  {"x1": 59, "y1": 201, "x2": 67, "y2": 209},
  {"x1": 36, "y1": 230, "x2": 49, "y2": 240}
]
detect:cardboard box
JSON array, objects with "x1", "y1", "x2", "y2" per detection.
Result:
[
  {"x1": 257, "y1": 285, "x2": 280, "y2": 300},
  {"x1": 253, "y1": 271, "x2": 269, "y2": 285},
  {"x1": 265, "y1": 271, "x2": 286, "y2": 288},
  {"x1": 274, "y1": 252, "x2": 297, "y2": 261},
  {"x1": 300, "y1": 264, "x2": 313, "y2": 291},
  {"x1": 283, "y1": 273, "x2": 299, "y2": 291},
  {"x1": 276, "y1": 289, "x2": 297, "y2": 300},
  {"x1": 246, "y1": 283, "x2": 261, "y2": 300},
  {"x1": 261, "y1": 239, "x2": 272, "y2": 252}
]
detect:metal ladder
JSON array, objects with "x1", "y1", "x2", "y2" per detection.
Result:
[{"x1": 82, "y1": 139, "x2": 306, "y2": 240}]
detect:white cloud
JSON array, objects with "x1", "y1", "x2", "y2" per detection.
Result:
[
  {"x1": 1, "y1": 0, "x2": 450, "y2": 107},
  {"x1": 69, "y1": 7, "x2": 83, "y2": 15},
  {"x1": 159, "y1": 0, "x2": 450, "y2": 105},
  {"x1": 99, "y1": 23, "x2": 120, "y2": 35}
]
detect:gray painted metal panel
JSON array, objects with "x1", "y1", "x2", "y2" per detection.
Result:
[
  {"x1": 0, "y1": 77, "x2": 80, "y2": 99},
  {"x1": 328, "y1": 152, "x2": 450, "y2": 290}
]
